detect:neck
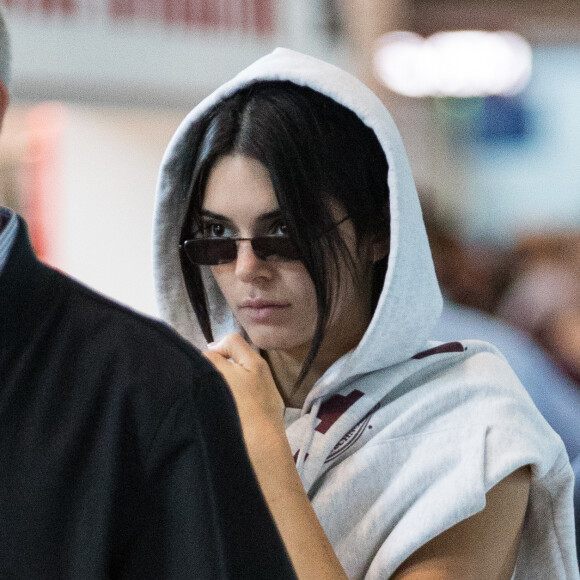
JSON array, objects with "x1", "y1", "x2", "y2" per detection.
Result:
[
  {"x1": 263, "y1": 348, "x2": 324, "y2": 409},
  {"x1": 264, "y1": 326, "x2": 365, "y2": 409}
]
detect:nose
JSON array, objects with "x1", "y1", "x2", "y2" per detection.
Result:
[{"x1": 234, "y1": 240, "x2": 271, "y2": 281}]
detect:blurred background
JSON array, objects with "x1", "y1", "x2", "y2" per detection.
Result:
[
  {"x1": 2, "y1": 0, "x2": 580, "y2": 559},
  {"x1": 1, "y1": 0, "x2": 580, "y2": 389}
]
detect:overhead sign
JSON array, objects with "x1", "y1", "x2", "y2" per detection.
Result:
[{"x1": 3, "y1": 0, "x2": 273, "y2": 34}]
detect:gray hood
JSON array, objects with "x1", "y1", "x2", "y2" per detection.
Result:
[{"x1": 153, "y1": 47, "x2": 442, "y2": 404}]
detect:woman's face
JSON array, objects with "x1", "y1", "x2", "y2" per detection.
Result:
[{"x1": 201, "y1": 153, "x2": 378, "y2": 363}]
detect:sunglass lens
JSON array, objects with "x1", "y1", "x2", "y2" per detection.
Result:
[
  {"x1": 183, "y1": 239, "x2": 238, "y2": 265},
  {"x1": 252, "y1": 237, "x2": 300, "y2": 261}
]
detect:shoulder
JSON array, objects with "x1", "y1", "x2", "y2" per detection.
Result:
[
  {"x1": 366, "y1": 340, "x2": 569, "y2": 486},
  {"x1": 407, "y1": 339, "x2": 537, "y2": 419},
  {"x1": 53, "y1": 271, "x2": 239, "y2": 452},
  {"x1": 57, "y1": 271, "x2": 213, "y2": 371},
  {"x1": 40, "y1": 269, "x2": 229, "y2": 421}
]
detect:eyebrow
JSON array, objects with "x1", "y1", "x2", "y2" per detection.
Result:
[{"x1": 200, "y1": 209, "x2": 283, "y2": 224}]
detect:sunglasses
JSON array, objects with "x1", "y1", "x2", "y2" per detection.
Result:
[
  {"x1": 180, "y1": 235, "x2": 300, "y2": 265},
  {"x1": 180, "y1": 216, "x2": 349, "y2": 266}
]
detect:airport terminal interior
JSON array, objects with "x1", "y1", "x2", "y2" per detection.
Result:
[{"x1": 1, "y1": 0, "x2": 579, "y2": 376}]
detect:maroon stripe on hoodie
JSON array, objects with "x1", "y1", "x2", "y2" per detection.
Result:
[
  {"x1": 413, "y1": 342, "x2": 466, "y2": 360},
  {"x1": 315, "y1": 390, "x2": 365, "y2": 434}
]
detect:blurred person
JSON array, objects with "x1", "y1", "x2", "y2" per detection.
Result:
[
  {"x1": 425, "y1": 207, "x2": 580, "y2": 452},
  {"x1": 543, "y1": 304, "x2": 580, "y2": 384},
  {"x1": 0, "y1": 11, "x2": 296, "y2": 579},
  {"x1": 153, "y1": 49, "x2": 579, "y2": 579},
  {"x1": 497, "y1": 232, "x2": 580, "y2": 385},
  {"x1": 423, "y1": 203, "x2": 511, "y2": 314}
]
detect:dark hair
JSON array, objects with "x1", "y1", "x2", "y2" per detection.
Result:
[{"x1": 180, "y1": 81, "x2": 389, "y2": 386}]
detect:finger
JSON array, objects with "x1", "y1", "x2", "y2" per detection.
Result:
[
  {"x1": 203, "y1": 350, "x2": 230, "y2": 371},
  {"x1": 207, "y1": 334, "x2": 259, "y2": 369},
  {"x1": 203, "y1": 352, "x2": 244, "y2": 390}
]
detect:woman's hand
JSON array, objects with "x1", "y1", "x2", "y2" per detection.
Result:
[
  {"x1": 204, "y1": 333, "x2": 348, "y2": 580},
  {"x1": 204, "y1": 334, "x2": 286, "y2": 446}
]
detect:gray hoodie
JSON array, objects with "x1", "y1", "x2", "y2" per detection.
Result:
[{"x1": 154, "y1": 48, "x2": 579, "y2": 579}]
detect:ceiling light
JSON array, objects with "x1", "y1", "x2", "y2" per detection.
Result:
[{"x1": 373, "y1": 30, "x2": 532, "y2": 98}]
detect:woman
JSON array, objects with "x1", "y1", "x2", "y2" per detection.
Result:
[{"x1": 153, "y1": 49, "x2": 578, "y2": 579}]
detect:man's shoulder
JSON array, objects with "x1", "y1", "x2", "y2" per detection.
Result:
[
  {"x1": 54, "y1": 269, "x2": 215, "y2": 379},
  {"x1": 38, "y1": 269, "x2": 232, "y2": 437}
]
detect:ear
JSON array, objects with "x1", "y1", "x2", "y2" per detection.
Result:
[
  {"x1": 0, "y1": 81, "x2": 9, "y2": 131},
  {"x1": 372, "y1": 234, "x2": 389, "y2": 263}
]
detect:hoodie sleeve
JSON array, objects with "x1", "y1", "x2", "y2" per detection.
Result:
[
  {"x1": 369, "y1": 346, "x2": 577, "y2": 579},
  {"x1": 308, "y1": 345, "x2": 578, "y2": 580}
]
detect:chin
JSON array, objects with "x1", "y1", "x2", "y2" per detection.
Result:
[
  {"x1": 245, "y1": 326, "x2": 312, "y2": 354},
  {"x1": 246, "y1": 331, "x2": 288, "y2": 351}
]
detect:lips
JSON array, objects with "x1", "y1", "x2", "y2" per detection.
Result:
[{"x1": 238, "y1": 299, "x2": 290, "y2": 323}]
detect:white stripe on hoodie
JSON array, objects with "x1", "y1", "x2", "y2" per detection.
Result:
[{"x1": 153, "y1": 48, "x2": 579, "y2": 579}]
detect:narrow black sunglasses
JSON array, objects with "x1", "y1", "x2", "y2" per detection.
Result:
[{"x1": 180, "y1": 216, "x2": 348, "y2": 266}]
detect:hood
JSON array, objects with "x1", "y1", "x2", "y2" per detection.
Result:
[{"x1": 153, "y1": 47, "x2": 442, "y2": 405}]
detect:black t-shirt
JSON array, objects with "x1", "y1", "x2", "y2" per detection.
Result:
[{"x1": 0, "y1": 219, "x2": 295, "y2": 579}]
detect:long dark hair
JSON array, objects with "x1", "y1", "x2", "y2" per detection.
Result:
[{"x1": 180, "y1": 81, "x2": 390, "y2": 386}]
